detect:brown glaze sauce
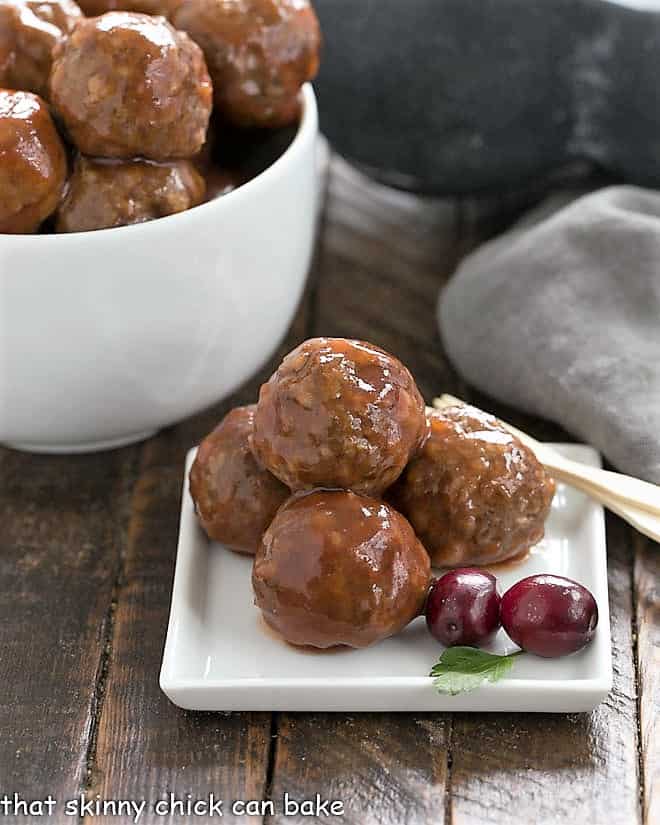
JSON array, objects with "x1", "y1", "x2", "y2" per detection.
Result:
[
  {"x1": 172, "y1": 0, "x2": 320, "y2": 128},
  {"x1": 252, "y1": 490, "x2": 431, "y2": 649},
  {"x1": 2, "y1": 0, "x2": 314, "y2": 234},
  {"x1": 0, "y1": 89, "x2": 67, "y2": 233},
  {"x1": 389, "y1": 405, "x2": 556, "y2": 568},
  {"x1": 188, "y1": 405, "x2": 289, "y2": 554},
  {"x1": 482, "y1": 546, "x2": 534, "y2": 574},
  {"x1": 428, "y1": 547, "x2": 534, "y2": 580},
  {"x1": 257, "y1": 615, "x2": 351, "y2": 655},
  {"x1": 23, "y1": 112, "x2": 299, "y2": 233},
  {"x1": 49, "y1": 12, "x2": 213, "y2": 160},
  {"x1": 251, "y1": 338, "x2": 428, "y2": 496}
]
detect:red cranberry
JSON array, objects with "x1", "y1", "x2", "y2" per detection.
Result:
[
  {"x1": 425, "y1": 568, "x2": 501, "y2": 647},
  {"x1": 501, "y1": 574, "x2": 598, "y2": 658}
]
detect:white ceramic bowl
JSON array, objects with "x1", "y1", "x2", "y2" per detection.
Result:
[{"x1": 0, "y1": 85, "x2": 318, "y2": 453}]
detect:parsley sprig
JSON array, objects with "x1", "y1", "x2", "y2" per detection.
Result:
[{"x1": 430, "y1": 647, "x2": 524, "y2": 695}]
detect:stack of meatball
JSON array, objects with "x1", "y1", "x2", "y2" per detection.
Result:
[
  {"x1": 190, "y1": 337, "x2": 557, "y2": 650},
  {"x1": 0, "y1": 0, "x2": 320, "y2": 233}
]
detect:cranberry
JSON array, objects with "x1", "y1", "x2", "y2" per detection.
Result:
[
  {"x1": 501, "y1": 574, "x2": 598, "y2": 657},
  {"x1": 425, "y1": 568, "x2": 501, "y2": 647}
]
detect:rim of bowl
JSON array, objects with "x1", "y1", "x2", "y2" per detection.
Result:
[{"x1": 0, "y1": 83, "x2": 318, "y2": 245}]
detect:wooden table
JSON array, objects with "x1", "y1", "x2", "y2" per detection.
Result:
[{"x1": 1, "y1": 152, "x2": 657, "y2": 825}]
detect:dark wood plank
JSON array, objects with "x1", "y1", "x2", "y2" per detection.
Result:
[
  {"x1": 82, "y1": 152, "x2": 329, "y2": 825},
  {"x1": 267, "y1": 714, "x2": 450, "y2": 825},
  {"x1": 83, "y1": 437, "x2": 273, "y2": 825},
  {"x1": 634, "y1": 533, "x2": 659, "y2": 825},
  {"x1": 448, "y1": 516, "x2": 641, "y2": 825},
  {"x1": 0, "y1": 446, "x2": 139, "y2": 809},
  {"x1": 266, "y1": 154, "x2": 462, "y2": 825}
]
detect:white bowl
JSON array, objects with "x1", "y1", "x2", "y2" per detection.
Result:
[{"x1": 0, "y1": 85, "x2": 318, "y2": 453}]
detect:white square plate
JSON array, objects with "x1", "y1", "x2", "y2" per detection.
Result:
[{"x1": 160, "y1": 444, "x2": 611, "y2": 712}]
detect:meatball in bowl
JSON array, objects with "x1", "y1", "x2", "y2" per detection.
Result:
[{"x1": 0, "y1": 3, "x2": 320, "y2": 452}]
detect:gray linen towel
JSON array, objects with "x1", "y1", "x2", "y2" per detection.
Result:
[{"x1": 438, "y1": 186, "x2": 660, "y2": 483}]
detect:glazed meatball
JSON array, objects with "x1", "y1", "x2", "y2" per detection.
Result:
[
  {"x1": 253, "y1": 490, "x2": 431, "y2": 648},
  {"x1": 49, "y1": 12, "x2": 213, "y2": 159},
  {"x1": 189, "y1": 406, "x2": 289, "y2": 554},
  {"x1": 251, "y1": 338, "x2": 428, "y2": 496},
  {"x1": 56, "y1": 155, "x2": 205, "y2": 232},
  {"x1": 0, "y1": 0, "x2": 82, "y2": 97},
  {"x1": 0, "y1": 89, "x2": 67, "y2": 233},
  {"x1": 389, "y1": 405, "x2": 556, "y2": 567},
  {"x1": 173, "y1": 0, "x2": 320, "y2": 127},
  {"x1": 76, "y1": 0, "x2": 179, "y2": 16}
]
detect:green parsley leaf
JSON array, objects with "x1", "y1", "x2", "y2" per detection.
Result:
[{"x1": 430, "y1": 647, "x2": 523, "y2": 695}]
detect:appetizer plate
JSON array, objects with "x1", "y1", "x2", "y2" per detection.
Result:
[{"x1": 160, "y1": 445, "x2": 611, "y2": 712}]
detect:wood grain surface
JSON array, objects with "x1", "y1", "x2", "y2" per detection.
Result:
[
  {"x1": 0, "y1": 151, "x2": 656, "y2": 825},
  {"x1": 0, "y1": 447, "x2": 139, "y2": 808},
  {"x1": 635, "y1": 533, "x2": 659, "y2": 825}
]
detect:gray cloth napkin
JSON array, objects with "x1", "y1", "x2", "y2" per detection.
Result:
[{"x1": 438, "y1": 185, "x2": 660, "y2": 483}]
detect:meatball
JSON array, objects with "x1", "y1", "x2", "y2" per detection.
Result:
[
  {"x1": 56, "y1": 155, "x2": 206, "y2": 232},
  {"x1": 173, "y1": 0, "x2": 320, "y2": 127},
  {"x1": 49, "y1": 12, "x2": 213, "y2": 159},
  {"x1": 76, "y1": 0, "x2": 179, "y2": 16},
  {"x1": 0, "y1": 0, "x2": 82, "y2": 97},
  {"x1": 251, "y1": 338, "x2": 428, "y2": 496},
  {"x1": 253, "y1": 490, "x2": 431, "y2": 648},
  {"x1": 189, "y1": 406, "x2": 289, "y2": 554},
  {"x1": 389, "y1": 405, "x2": 556, "y2": 567},
  {"x1": 0, "y1": 89, "x2": 67, "y2": 233}
]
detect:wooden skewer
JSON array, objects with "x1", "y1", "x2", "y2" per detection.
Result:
[{"x1": 431, "y1": 395, "x2": 660, "y2": 544}]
